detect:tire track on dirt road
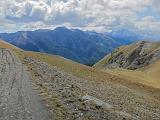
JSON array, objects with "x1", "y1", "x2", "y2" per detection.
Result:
[{"x1": 0, "y1": 48, "x2": 52, "y2": 120}]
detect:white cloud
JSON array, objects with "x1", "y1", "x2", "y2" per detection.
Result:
[
  {"x1": 135, "y1": 16, "x2": 160, "y2": 33},
  {"x1": 0, "y1": 0, "x2": 159, "y2": 32},
  {"x1": 152, "y1": 0, "x2": 160, "y2": 12}
]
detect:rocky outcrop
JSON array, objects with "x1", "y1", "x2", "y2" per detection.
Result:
[{"x1": 98, "y1": 41, "x2": 160, "y2": 70}]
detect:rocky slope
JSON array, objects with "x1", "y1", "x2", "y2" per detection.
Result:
[
  {"x1": 94, "y1": 41, "x2": 160, "y2": 70},
  {"x1": 23, "y1": 57, "x2": 160, "y2": 120}
]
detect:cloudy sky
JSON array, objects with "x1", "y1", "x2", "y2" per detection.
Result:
[{"x1": 0, "y1": 0, "x2": 160, "y2": 33}]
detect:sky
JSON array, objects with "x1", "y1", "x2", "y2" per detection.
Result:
[{"x1": 0, "y1": 0, "x2": 160, "y2": 33}]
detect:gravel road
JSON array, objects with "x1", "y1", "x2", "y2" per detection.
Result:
[{"x1": 0, "y1": 48, "x2": 51, "y2": 120}]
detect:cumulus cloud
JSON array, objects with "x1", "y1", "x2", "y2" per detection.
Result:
[
  {"x1": 153, "y1": 0, "x2": 160, "y2": 12},
  {"x1": 135, "y1": 16, "x2": 160, "y2": 33},
  {"x1": 0, "y1": 0, "x2": 159, "y2": 32}
]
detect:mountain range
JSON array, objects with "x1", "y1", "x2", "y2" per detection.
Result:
[{"x1": 0, "y1": 27, "x2": 136, "y2": 65}]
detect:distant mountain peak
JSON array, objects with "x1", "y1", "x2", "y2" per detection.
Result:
[
  {"x1": 54, "y1": 26, "x2": 70, "y2": 31},
  {"x1": 0, "y1": 27, "x2": 136, "y2": 65}
]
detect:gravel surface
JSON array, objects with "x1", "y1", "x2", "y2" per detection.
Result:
[
  {"x1": 23, "y1": 57, "x2": 160, "y2": 120},
  {"x1": 0, "y1": 48, "x2": 52, "y2": 120}
]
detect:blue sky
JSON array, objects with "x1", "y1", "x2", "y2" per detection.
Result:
[{"x1": 0, "y1": 0, "x2": 160, "y2": 33}]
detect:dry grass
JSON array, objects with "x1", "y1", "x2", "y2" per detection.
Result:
[
  {"x1": 20, "y1": 51, "x2": 160, "y2": 100},
  {"x1": 94, "y1": 41, "x2": 160, "y2": 69},
  {"x1": 0, "y1": 39, "x2": 159, "y2": 100},
  {"x1": 104, "y1": 66, "x2": 160, "y2": 89},
  {"x1": 94, "y1": 41, "x2": 160, "y2": 89},
  {"x1": 0, "y1": 40, "x2": 22, "y2": 51},
  {"x1": 22, "y1": 51, "x2": 93, "y2": 78},
  {"x1": 1, "y1": 39, "x2": 160, "y2": 119}
]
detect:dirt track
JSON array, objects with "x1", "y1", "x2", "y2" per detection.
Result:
[{"x1": 0, "y1": 48, "x2": 51, "y2": 120}]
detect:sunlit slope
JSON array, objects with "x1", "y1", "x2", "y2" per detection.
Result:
[
  {"x1": 1, "y1": 39, "x2": 160, "y2": 119},
  {"x1": 0, "y1": 39, "x2": 22, "y2": 51},
  {"x1": 94, "y1": 41, "x2": 160, "y2": 88},
  {"x1": 94, "y1": 41, "x2": 160, "y2": 69},
  {"x1": 104, "y1": 61, "x2": 160, "y2": 88},
  {"x1": 22, "y1": 46, "x2": 160, "y2": 119},
  {"x1": 20, "y1": 51, "x2": 94, "y2": 78},
  {"x1": 0, "y1": 39, "x2": 91, "y2": 78},
  {"x1": 1, "y1": 39, "x2": 159, "y2": 89},
  {"x1": 0, "y1": 39, "x2": 112, "y2": 81},
  {"x1": 1, "y1": 39, "x2": 159, "y2": 93}
]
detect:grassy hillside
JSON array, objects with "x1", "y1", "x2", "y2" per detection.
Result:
[
  {"x1": 1, "y1": 39, "x2": 160, "y2": 119},
  {"x1": 94, "y1": 41, "x2": 160, "y2": 69},
  {"x1": 1, "y1": 39, "x2": 160, "y2": 89},
  {"x1": 94, "y1": 41, "x2": 160, "y2": 88},
  {"x1": 104, "y1": 62, "x2": 160, "y2": 89},
  {"x1": 0, "y1": 40, "x2": 22, "y2": 51}
]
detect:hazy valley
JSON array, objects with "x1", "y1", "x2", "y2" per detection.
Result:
[{"x1": 0, "y1": 27, "x2": 136, "y2": 65}]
